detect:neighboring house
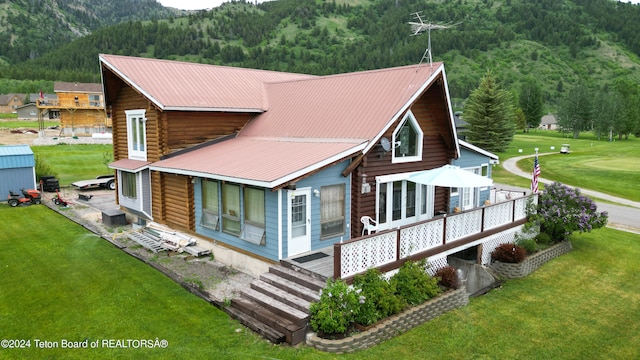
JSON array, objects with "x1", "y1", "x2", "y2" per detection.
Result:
[
  {"x1": 36, "y1": 82, "x2": 108, "y2": 135},
  {"x1": 450, "y1": 140, "x2": 499, "y2": 213},
  {"x1": 29, "y1": 94, "x2": 60, "y2": 119},
  {"x1": 16, "y1": 103, "x2": 39, "y2": 120},
  {"x1": 0, "y1": 94, "x2": 26, "y2": 113},
  {"x1": 101, "y1": 54, "x2": 460, "y2": 263},
  {"x1": 453, "y1": 111, "x2": 468, "y2": 140},
  {"x1": 0, "y1": 145, "x2": 36, "y2": 200},
  {"x1": 539, "y1": 114, "x2": 557, "y2": 130}
]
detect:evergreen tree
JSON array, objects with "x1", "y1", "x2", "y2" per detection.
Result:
[
  {"x1": 518, "y1": 78, "x2": 544, "y2": 131},
  {"x1": 464, "y1": 71, "x2": 516, "y2": 153}
]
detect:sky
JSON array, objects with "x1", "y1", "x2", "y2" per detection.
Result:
[
  {"x1": 157, "y1": 0, "x2": 639, "y2": 11},
  {"x1": 157, "y1": 0, "x2": 270, "y2": 10}
]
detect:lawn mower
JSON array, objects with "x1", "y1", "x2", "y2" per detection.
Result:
[{"x1": 7, "y1": 188, "x2": 42, "y2": 207}]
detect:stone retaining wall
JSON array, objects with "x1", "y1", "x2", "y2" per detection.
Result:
[
  {"x1": 490, "y1": 241, "x2": 572, "y2": 279},
  {"x1": 306, "y1": 287, "x2": 469, "y2": 354}
]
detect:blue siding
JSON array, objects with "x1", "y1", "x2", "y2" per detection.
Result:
[
  {"x1": 450, "y1": 147, "x2": 493, "y2": 212},
  {"x1": 193, "y1": 159, "x2": 351, "y2": 262},
  {"x1": 0, "y1": 145, "x2": 36, "y2": 201},
  {"x1": 280, "y1": 160, "x2": 352, "y2": 259},
  {"x1": 194, "y1": 179, "x2": 280, "y2": 261}
]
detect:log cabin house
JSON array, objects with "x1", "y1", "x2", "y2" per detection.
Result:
[{"x1": 100, "y1": 54, "x2": 532, "y2": 279}]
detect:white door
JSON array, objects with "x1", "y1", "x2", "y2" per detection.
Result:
[
  {"x1": 461, "y1": 169, "x2": 480, "y2": 210},
  {"x1": 378, "y1": 180, "x2": 418, "y2": 230},
  {"x1": 288, "y1": 188, "x2": 311, "y2": 257}
]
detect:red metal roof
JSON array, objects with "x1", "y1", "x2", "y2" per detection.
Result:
[
  {"x1": 100, "y1": 54, "x2": 315, "y2": 112},
  {"x1": 240, "y1": 63, "x2": 444, "y2": 141},
  {"x1": 102, "y1": 55, "x2": 457, "y2": 187},
  {"x1": 151, "y1": 137, "x2": 366, "y2": 188},
  {"x1": 109, "y1": 159, "x2": 151, "y2": 171}
]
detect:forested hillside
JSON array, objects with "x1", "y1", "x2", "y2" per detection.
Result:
[
  {"x1": 2, "y1": 0, "x2": 640, "y2": 110},
  {"x1": 0, "y1": 0, "x2": 177, "y2": 65}
]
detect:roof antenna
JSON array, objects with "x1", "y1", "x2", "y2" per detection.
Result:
[{"x1": 409, "y1": 12, "x2": 460, "y2": 69}]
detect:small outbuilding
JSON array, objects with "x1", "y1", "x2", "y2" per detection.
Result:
[{"x1": 0, "y1": 145, "x2": 37, "y2": 201}]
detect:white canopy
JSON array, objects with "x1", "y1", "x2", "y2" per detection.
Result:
[{"x1": 408, "y1": 164, "x2": 493, "y2": 188}]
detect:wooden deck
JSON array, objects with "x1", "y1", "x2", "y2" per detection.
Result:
[{"x1": 282, "y1": 247, "x2": 334, "y2": 280}]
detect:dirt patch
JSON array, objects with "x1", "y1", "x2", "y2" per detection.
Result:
[{"x1": 43, "y1": 186, "x2": 254, "y2": 305}]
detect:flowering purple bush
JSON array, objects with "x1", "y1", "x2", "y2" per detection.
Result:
[{"x1": 535, "y1": 182, "x2": 608, "y2": 242}]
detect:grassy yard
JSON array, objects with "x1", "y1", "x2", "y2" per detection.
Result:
[
  {"x1": 0, "y1": 120, "x2": 59, "y2": 128},
  {"x1": 32, "y1": 145, "x2": 113, "y2": 186},
  {"x1": 492, "y1": 131, "x2": 640, "y2": 201},
  {"x1": 1, "y1": 204, "x2": 638, "y2": 359}
]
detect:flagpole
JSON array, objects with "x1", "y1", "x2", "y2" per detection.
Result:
[{"x1": 531, "y1": 149, "x2": 540, "y2": 194}]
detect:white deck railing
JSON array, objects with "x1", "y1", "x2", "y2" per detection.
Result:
[{"x1": 334, "y1": 194, "x2": 537, "y2": 279}]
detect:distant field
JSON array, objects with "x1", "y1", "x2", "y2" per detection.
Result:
[{"x1": 493, "y1": 131, "x2": 640, "y2": 202}]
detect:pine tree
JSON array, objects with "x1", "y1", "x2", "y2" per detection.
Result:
[{"x1": 464, "y1": 71, "x2": 516, "y2": 153}]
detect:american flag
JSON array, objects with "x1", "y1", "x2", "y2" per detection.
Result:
[{"x1": 531, "y1": 154, "x2": 541, "y2": 193}]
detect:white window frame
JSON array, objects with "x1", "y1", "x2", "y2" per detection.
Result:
[
  {"x1": 126, "y1": 109, "x2": 147, "y2": 161},
  {"x1": 392, "y1": 110, "x2": 423, "y2": 163}
]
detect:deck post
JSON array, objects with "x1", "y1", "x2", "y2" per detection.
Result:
[
  {"x1": 333, "y1": 243, "x2": 342, "y2": 280},
  {"x1": 442, "y1": 216, "x2": 447, "y2": 245}
]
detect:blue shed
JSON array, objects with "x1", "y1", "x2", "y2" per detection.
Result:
[{"x1": 0, "y1": 145, "x2": 37, "y2": 201}]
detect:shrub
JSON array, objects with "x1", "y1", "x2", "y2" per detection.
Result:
[
  {"x1": 517, "y1": 238, "x2": 538, "y2": 255},
  {"x1": 390, "y1": 260, "x2": 441, "y2": 307},
  {"x1": 434, "y1": 266, "x2": 461, "y2": 289},
  {"x1": 534, "y1": 182, "x2": 608, "y2": 242},
  {"x1": 309, "y1": 279, "x2": 359, "y2": 335},
  {"x1": 353, "y1": 268, "x2": 402, "y2": 326},
  {"x1": 35, "y1": 154, "x2": 58, "y2": 182},
  {"x1": 535, "y1": 232, "x2": 552, "y2": 245},
  {"x1": 491, "y1": 243, "x2": 527, "y2": 263}
]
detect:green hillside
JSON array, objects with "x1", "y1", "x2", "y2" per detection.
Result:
[{"x1": 1, "y1": 0, "x2": 640, "y2": 111}]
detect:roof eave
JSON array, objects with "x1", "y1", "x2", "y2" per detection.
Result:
[
  {"x1": 149, "y1": 143, "x2": 366, "y2": 189},
  {"x1": 459, "y1": 139, "x2": 499, "y2": 160},
  {"x1": 162, "y1": 106, "x2": 264, "y2": 113},
  {"x1": 100, "y1": 54, "x2": 167, "y2": 111}
]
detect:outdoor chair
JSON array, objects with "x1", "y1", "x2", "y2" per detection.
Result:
[{"x1": 361, "y1": 216, "x2": 378, "y2": 236}]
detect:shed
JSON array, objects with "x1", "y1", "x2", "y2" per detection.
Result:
[{"x1": 0, "y1": 145, "x2": 37, "y2": 201}]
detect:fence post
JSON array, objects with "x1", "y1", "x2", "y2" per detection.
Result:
[{"x1": 333, "y1": 243, "x2": 341, "y2": 280}]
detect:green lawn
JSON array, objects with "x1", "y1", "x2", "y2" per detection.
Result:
[
  {"x1": 493, "y1": 131, "x2": 640, "y2": 201},
  {"x1": 0, "y1": 120, "x2": 59, "y2": 128},
  {"x1": 1, "y1": 205, "x2": 638, "y2": 359},
  {"x1": 32, "y1": 145, "x2": 113, "y2": 186}
]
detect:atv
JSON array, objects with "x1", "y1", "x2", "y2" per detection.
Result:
[{"x1": 7, "y1": 188, "x2": 42, "y2": 207}]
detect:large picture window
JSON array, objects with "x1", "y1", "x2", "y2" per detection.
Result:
[
  {"x1": 241, "y1": 187, "x2": 265, "y2": 244},
  {"x1": 201, "y1": 179, "x2": 219, "y2": 230},
  {"x1": 120, "y1": 171, "x2": 137, "y2": 199},
  {"x1": 392, "y1": 111, "x2": 423, "y2": 163},
  {"x1": 126, "y1": 109, "x2": 147, "y2": 161},
  {"x1": 320, "y1": 184, "x2": 345, "y2": 238},
  {"x1": 222, "y1": 183, "x2": 241, "y2": 236}
]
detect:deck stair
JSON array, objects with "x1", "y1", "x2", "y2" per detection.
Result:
[
  {"x1": 227, "y1": 264, "x2": 327, "y2": 345},
  {"x1": 127, "y1": 229, "x2": 166, "y2": 253}
]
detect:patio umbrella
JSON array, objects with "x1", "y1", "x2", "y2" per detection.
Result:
[{"x1": 408, "y1": 164, "x2": 493, "y2": 188}]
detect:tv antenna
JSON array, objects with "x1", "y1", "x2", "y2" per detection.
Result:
[{"x1": 409, "y1": 12, "x2": 460, "y2": 68}]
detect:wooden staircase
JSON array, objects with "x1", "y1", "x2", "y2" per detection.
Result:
[{"x1": 227, "y1": 264, "x2": 327, "y2": 345}]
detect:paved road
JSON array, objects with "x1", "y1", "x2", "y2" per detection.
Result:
[{"x1": 501, "y1": 154, "x2": 640, "y2": 234}]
